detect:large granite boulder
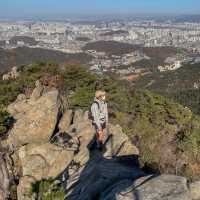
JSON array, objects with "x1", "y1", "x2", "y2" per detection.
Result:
[
  {"x1": 17, "y1": 143, "x2": 75, "y2": 181},
  {"x1": 104, "y1": 124, "x2": 139, "y2": 158},
  {"x1": 67, "y1": 110, "x2": 96, "y2": 166},
  {"x1": 7, "y1": 85, "x2": 62, "y2": 148}
]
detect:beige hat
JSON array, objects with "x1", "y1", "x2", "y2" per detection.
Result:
[{"x1": 95, "y1": 90, "x2": 106, "y2": 99}]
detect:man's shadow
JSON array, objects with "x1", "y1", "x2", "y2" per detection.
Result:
[{"x1": 63, "y1": 134, "x2": 160, "y2": 200}]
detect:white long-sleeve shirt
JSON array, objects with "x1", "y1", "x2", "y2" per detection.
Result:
[{"x1": 91, "y1": 98, "x2": 108, "y2": 131}]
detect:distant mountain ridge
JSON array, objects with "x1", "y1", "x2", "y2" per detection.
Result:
[{"x1": 0, "y1": 47, "x2": 93, "y2": 73}]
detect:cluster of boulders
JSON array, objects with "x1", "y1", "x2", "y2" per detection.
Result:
[
  {"x1": 2, "y1": 66, "x2": 20, "y2": 81},
  {"x1": 0, "y1": 80, "x2": 200, "y2": 200}
]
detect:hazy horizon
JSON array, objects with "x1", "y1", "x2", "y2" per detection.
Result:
[{"x1": 0, "y1": 0, "x2": 199, "y2": 20}]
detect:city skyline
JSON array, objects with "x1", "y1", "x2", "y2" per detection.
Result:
[{"x1": 0, "y1": 0, "x2": 199, "y2": 20}]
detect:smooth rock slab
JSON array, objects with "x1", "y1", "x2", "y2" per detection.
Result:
[{"x1": 101, "y1": 174, "x2": 191, "y2": 200}]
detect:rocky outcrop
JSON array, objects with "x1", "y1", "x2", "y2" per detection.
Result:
[
  {"x1": 17, "y1": 143, "x2": 75, "y2": 180},
  {"x1": 2, "y1": 81, "x2": 200, "y2": 200},
  {"x1": 2, "y1": 66, "x2": 20, "y2": 81},
  {"x1": 7, "y1": 82, "x2": 62, "y2": 148},
  {"x1": 104, "y1": 124, "x2": 139, "y2": 158}
]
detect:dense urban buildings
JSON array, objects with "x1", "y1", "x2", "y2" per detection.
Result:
[{"x1": 0, "y1": 19, "x2": 200, "y2": 79}]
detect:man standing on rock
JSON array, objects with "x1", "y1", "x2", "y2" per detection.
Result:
[{"x1": 91, "y1": 90, "x2": 108, "y2": 150}]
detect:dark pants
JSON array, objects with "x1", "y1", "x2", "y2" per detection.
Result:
[{"x1": 93, "y1": 122, "x2": 106, "y2": 144}]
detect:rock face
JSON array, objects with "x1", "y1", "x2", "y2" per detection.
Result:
[
  {"x1": 2, "y1": 66, "x2": 20, "y2": 81},
  {"x1": 18, "y1": 143, "x2": 74, "y2": 180},
  {"x1": 58, "y1": 109, "x2": 73, "y2": 133},
  {"x1": 30, "y1": 80, "x2": 44, "y2": 101},
  {"x1": 104, "y1": 124, "x2": 139, "y2": 158},
  {"x1": 0, "y1": 154, "x2": 9, "y2": 200},
  {"x1": 7, "y1": 83, "x2": 62, "y2": 148}
]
